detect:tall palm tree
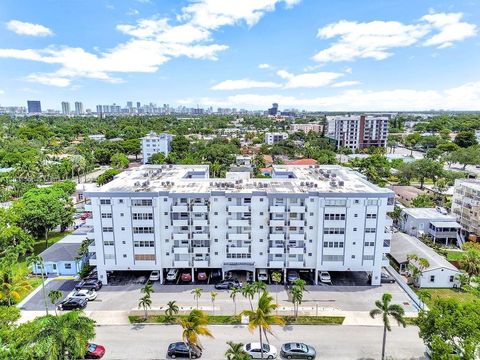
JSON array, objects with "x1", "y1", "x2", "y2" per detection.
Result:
[
  {"x1": 271, "y1": 272, "x2": 282, "y2": 315},
  {"x1": 27, "y1": 255, "x2": 49, "y2": 315},
  {"x1": 138, "y1": 294, "x2": 152, "y2": 320},
  {"x1": 210, "y1": 291, "x2": 217, "y2": 316},
  {"x1": 241, "y1": 283, "x2": 255, "y2": 310},
  {"x1": 252, "y1": 281, "x2": 267, "y2": 297},
  {"x1": 229, "y1": 287, "x2": 240, "y2": 316},
  {"x1": 179, "y1": 309, "x2": 213, "y2": 360},
  {"x1": 369, "y1": 293, "x2": 406, "y2": 360},
  {"x1": 241, "y1": 292, "x2": 285, "y2": 360},
  {"x1": 165, "y1": 300, "x2": 179, "y2": 323},
  {"x1": 290, "y1": 286, "x2": 303, "y2": 318},
  {"x1": 28, "y1": 311, "x2": 95, "y2": 360},
  {"x1": 48, "y1": 289, "x2": 63, "y2": 316},
  {"x1": 225, "y1": 341, "x2": 250, "y2": 360},
  {"x1": 141, "y1": 282, "x2": 154, "y2": 297},
  {"x1": 191, "y1": 288, "x2": 203, "y2": 309}
]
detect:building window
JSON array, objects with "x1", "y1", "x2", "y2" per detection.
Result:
[
  {"x1": 323, "y1": 228, "x2": 345, "y2": 234},
  {"x1": 123, "y1": 254, "x2": 127, "y2": 258},
  {"x1": 102, "y1": 227, "x2": 113, "y2": 232},
  {"x1": 100, "y1": 199, "x2": 111, "y2": 205},
  {"x1": 119, "y1": 199, "x2": 124, "y2": 204},
  {"x1": 324, "y1": 214, "x2": 346, "y2": 220},
  {"x1": 430, "y1": 275, "x2": 435, "y2": 282},
  {"x1": 133, "y1": 213, "x2": 153, "y2": 220},
  {"x1": 101, "y1": 213, "x2": 112, "y2": 218},
  {"x1": 365, "y1": 228, "x2": 376, "y2": 233},
  {"x1": 134, "y1": 240, "x2": 155, "y2": 247},
  {"x1": 366, "y1": 214, "x2": 377, "y2": 219},
  {"x1": 133, "y1": 227, "x2": 154, "y2": 234},
  {"x1": 64, "y1": 263, "x2": 72, "y2": 269},
  {"x1": 134, "y1": 254, "x2": 155, "y2": 261},
  {"x1": 103, "y1": 240, "x2": 114, "y2": 246},
  {"x1": 449, "y1": 275, "x2": 454, "y2": 282},
  {"x1": 132, "y1": 199, "x2": 153, "y2": 206},
  {"x1": 120, "y1": 213, "x2": 124, "y2": 217}
]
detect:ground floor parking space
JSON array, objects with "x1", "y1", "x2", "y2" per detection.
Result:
[{"x1": 94, "y1": 324, "x2": 426, "y2": 360}]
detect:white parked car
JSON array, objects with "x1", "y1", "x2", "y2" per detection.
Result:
[
  {"x1": 319, "y1": 271, "x2": 331, "y2": 283},
  {"x1": 258, "y1": 269, "x2": 268, "y2": 282},
  {"x1": 149, "y1": 270, "x2": 160, "y2": 282},
  {"x1": 67, "y1": 289, "x2": 97, "y2": 301},
  {"x1": 166, "y1": 268, "x2": 179, "y2": 281},
  {"x1": 244, "y1": 342, "x2": 277, "y2": 359}
]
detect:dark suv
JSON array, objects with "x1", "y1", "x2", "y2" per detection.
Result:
[
  {"x1": 75, "y1": 279, "x2": 103, "y2": 291},
  {"x1": 167, "y1": 342, "x2": 202, "y2": 359},
  {"x1": 58, "y1": 297, "x2": 88, "y2": 311}
]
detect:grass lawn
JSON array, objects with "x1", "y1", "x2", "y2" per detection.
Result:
[
  {"x1": 416, "y1": 288, "x2": 477, "y2": 306},
  {"x1": 129, "y1": 314, "x2": 345, "y2": 325},
  {"x1": 445, "y1": 250, "x2": 465, "y2": 262},
  {"x1": 32, "y1": 230, "x2": 73, "y2": 255}
]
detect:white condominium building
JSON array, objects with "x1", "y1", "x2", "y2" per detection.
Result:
[
  {"x1": 141, "y1": 132, "x2": 173, "y2": 164},
  {"x1": 452, "y1": 179, "x2": 480, "y2": 241},
  {"x1": 264, "y1": 132, "x2": 288, "y2": 145},
  {"x1": 326, "y1": 115, "x2": 389, "y2": 151},
  {"x1": 85, "y1": 165, "x2": 394, "y2": 285},
  {"x1": 291, "y1": 123, "x2": 322, "y2": 133}
]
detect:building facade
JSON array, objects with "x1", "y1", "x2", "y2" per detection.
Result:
[
  {"x1": 61, "y1": 101, "x2": 71, "y2": 115},
  {"x1": 85, "y1": 165, "x2": 394, "y2": 285},
  {"x1": 326, "y1": 115, "x2": 389, "y2": 151},
  {"x1": 452, "y1": 179, "x2": 480, "y2": 241},
  {"x1": 291, "y1": 123, "x2": 322, "y2": 133},
  {"x1": 27, "y1": 100, "x2": 42, "y2": 114},
  {"x1": 141, "y1": 132, "x2": 173, "y2": 164},
  {"x1": 264, "y1": 132, "x2": 288, "y2": 145},
  {"x1": 75, "y1": 101, "x2": 84, "y2": 115}
]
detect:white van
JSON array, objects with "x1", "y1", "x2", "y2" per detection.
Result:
[{"x1": 166, "y1": 269, "x2": 179, "y2": 281}]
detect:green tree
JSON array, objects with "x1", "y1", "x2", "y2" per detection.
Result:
[
  {"x1": 241, "y1": 292, "x2": 285, "y2": 360},
  {"x1": 410, "y1": 159, "x2": 444, "y2": 189},
  {"x1": 241, "y1": 283, "x2": 256, "y2": 310},
  {"x1": 27, "y1": 255, "x2": 49, "y2": 315},
  {"x1": 0, "y1": 275, "x2": 32, "y2": 306},
  {"x1": 271, "y1": 271, "x2": 282, "y2": 314},
  {"x1": 141, "y1": 282, "x2": 154, "y2": 297},
  {"x1": 150, "y1": 152, "x2": 166, "y2": 164},
  {"x1": 225, "y1": 341, "x2": 250, "y2": 360},
  {"x1": 417, "y1": 290, "x2": 431, "y2": 310},
  {"x1": 96, "y1": 169, "x2": 121, "y2": 185},
  {"x1": 459, "y1": 250, "x2": 480, "y2": 280},
  {"x1": 48, "y1": 289, "x2": 63, "y2": 316},
  {"x1": 404, "y1": 133, "x2": 421, "y2": 156},
  {"x1": 110, "y1": 152, "x2": 129, "y2": 169},
  {"x1": 138, "y1": 294, "x2": 152, "y2": 320},
  {"x1": 210, "y1": 291, "x2": 217, "y2": 316},
  {"x1": 165, "y1": 300, "x2": 179, "y2": 323},
  {"x1": 230, "y1": 287, "x2": 240, "y2": 316},
  {"x1": 369, "y1": 293, "x2": 407, "y2": 360},
  {"x1": 179, "y1": 309, "x2": 213, "y2": 359},
  {"x1": 411, "y1": 194, "x2": 435, "y2": 208},
  {"x1": 454, "y1": 131, "x2": 478, "y2": 148},
  {"x1": 191, "y1": 288, "x2": 203, "y2": 309}
]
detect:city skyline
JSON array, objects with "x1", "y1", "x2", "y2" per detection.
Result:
[{"x1": 0, "y1": 0, "x2": 479, "y2": 110}]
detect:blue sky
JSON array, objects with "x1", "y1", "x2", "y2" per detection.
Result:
[{"x1": 0, "y1": 0, "x2": 479, "y2": 111}]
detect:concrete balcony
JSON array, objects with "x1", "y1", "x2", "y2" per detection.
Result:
[
  {"x1": 269, "y1": 219, "x2": 285, "y2": 227},
  {"x1": 172, "y1": 219, "x2": 189, "y2": 227},
  {"x1": 172, "y1": 205, "x2": 189, "y2": 212},
  {"x1": 228, "y1": 219, "x2": 250, "y2": 227},
  {"x1": 192, "y1": 219, "x2": 209, "y2": 227},
  {"x1": 174, "y1": 260, "x2": 190, "y2": 267},
  {"x1": 289, "y1": 219, "x2": 305, "y2": 227},
  {"x1": 268, "y1": 260, "x2": 284, "y2": 267},
  {"x1": 193, "y1": 260, "x2": 209, "y2": 267},
  {"x1": 269, "y1": 233, "x2": 285, "y2": 241},
  {"x1": 193, "y1": 247, "x2": 209, "y2": 254},
  {"x1": 289, "y1": 233, "x2": 305, "y2": 241},
  {"x1": 228, "y1": 205, "x2": 250, "y2": 212},
  {"x1": 192, "y1": 205, "x2": 208, "y2": 213},
  {"x1": 288, "y1": 261, "x2": 305, "y2": 268},
  {"x1": 289, "y1": 205, "x2": 305, "y2": 213},
  {"x1": 228, "y1": 233, "x2": 250, "y2": 241},
  {"x1": 270, "y1": 206, "x2": 285, "y2": 213},
  {"x1": 288, "y1": 247, "x2": 305, "y2": 255},
  {"x1": 173, "y1": 233, "x2": 189, "y2": 240},
  {"x1": 192, "y1": 233, "x2": 209, "y2": 240},
  {"x1": 173, "y1": 246, "x2": 190, "y2": 254},
  {"x1": 227, "y1": 246, "x2": 250, "y2": 254},
  {"x1": 269, "y1": 247, "x2": 285, "y2": 254}
]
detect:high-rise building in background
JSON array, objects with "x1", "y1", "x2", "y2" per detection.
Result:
[
  {"x1": 61, "y1": 101, "x2": 71, "y2": 115},
  {"x1": 268, "y1": 103, "x2": 279, "y2": 116},
  {"x1": 27, "y1": 100, "x2": 42, "y2": 113},
  {"x1": 74, "y1": 101, "x2": 84, "y2": 115},
  {"x1": 136, "y1": 102, "x2": 141, "y2": 109},
  {"x1": 127, "y1": 101, "x2": 133, "y2": 109}
]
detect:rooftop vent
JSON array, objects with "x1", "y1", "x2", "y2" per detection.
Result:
[{"x1": 338, "y1": 181, "x2": 345, "y2": 187}]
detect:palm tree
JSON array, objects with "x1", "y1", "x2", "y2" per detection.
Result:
[
  {"x1": 369, "y1": 293, "x2": 406, "y2": 360},
  {"x1": 179, "y1": 309, "x2": 213, "y2": 360},
  {"x1": 141, "y1": 282, "x2": 154, "y2": 297},
  {"x1": 407, "y1": 254, "x2": 430, "y2": 287},
  {"x1": 27, "y1": 255, "x2": 49, "y2": 315},
  {"x1": 241, "y1": 292, "x2": 285, "y2": 360},
  {"x1": 225, "y1": 341, "x2": 250, "y2": 360},
  {"x1": 210, "y1": 291, "x2": 218, "y2": 316},
  {"x1": 241, "y1": 283, "x2": 255, "y2": 310},
  {"x1": 459, "y1": 250, "x2": 480, "y2": 280},
  {"x1": 165, "y1": 300, "x2": 179, "y2": 323},
  {"x1": 191, "y1": 288, "x2": 203, "y2": 309},
  {"x1": 28, "y1": 311, "x2": 95, "y2": 360},
  {"x1": 138, "y1": 294, "x2": 152, "y2": 320},
  {"x1": 252, "y1": 281, "x2": 267, "y2": 297},
  {"x1": 48, "y1": 289, "x2": 63, "y2": 316},
  {"x1": 271, "y1": 272, "x2": 282, "y2": 314},
  {"x1": 229, "y1": 287, "x2": 240, "y2": 316},
  {"x1": 0, "y1": 275, "x2": 32, "y2": 307},
  {"x1": 290, "y1": 286, "x2": 303, "y2": 319},
  {"x1": 416, "y1": 290, "x2": 431, "y2": 310}
]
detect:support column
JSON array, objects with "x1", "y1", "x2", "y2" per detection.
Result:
[
  {"x1": 159, "y1": 268, "x2": 164, "y2": 284},
  {"x1": 283, "y1": 268, "x2": 287, "y2": 283},
  {"x1": 371, "y1": 267, "x2": 381, "y2": 286},
  {"x1": 314, "y1": 268, "x2": 319, "y2": 285},
  {"x1": 191, "y1": 267, "x2": 195, "y2": 283},
  {"x1": 98, "y1": 267, "x2": 108, "y2": 284}
]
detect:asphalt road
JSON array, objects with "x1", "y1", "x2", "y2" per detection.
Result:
[{"x1": 94, "y1": 324, "x2": 426, "y2": 360}]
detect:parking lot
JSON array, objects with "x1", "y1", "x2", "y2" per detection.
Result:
[{"x1": 20, "y1": 271, "x2": 416, "y2": 314}]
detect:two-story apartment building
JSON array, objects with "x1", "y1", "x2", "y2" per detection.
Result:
[
  {"x1": 85, "y1": 165, "x2": 394, "y2": 285},
  {"x1": 141, "y1": 132, "x2": 173, "y2": 164},
  {"x1": 264, "y1": 132, "x2": 288, "y2": 145}
]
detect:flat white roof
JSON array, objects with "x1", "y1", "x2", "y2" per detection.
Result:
[
  {"x1": 87, "y1": 164, "x2": 394, "y2": 196},
  {"x1": 402, "y1": 207, "x2": 456, "y2": 221}
]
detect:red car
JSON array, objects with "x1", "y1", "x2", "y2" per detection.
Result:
[
  {"x1": 181, "y1": 272, "x2": 192, "y2": 282},
  {"x1": 85, "y1": 343, "x2": 105, "y2": 359},
  {"x1": 80, "y1": 212, "x2": 91, "y2": 220}
]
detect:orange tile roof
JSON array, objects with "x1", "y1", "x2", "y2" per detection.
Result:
[{"x1": 286, "y1": 159, "x2": 318, "y2": 165}]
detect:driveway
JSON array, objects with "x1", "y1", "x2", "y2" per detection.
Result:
[{"x1": 19, "y1": 279, "x2": 77, "y2": 311}]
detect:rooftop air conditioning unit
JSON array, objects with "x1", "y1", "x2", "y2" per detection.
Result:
[
  {"x1": 338, "y1": 181, "x2": 345, "y2": 186},
  {"x1": 134, "y1": 181, "x2": 140, "y2": 186},
  {"x1": 330, "y1": 181, "x2": 337, "y2": 187}
]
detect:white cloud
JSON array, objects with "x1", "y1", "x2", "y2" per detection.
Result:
[
  {"x1": 178, "y1": 81, "x2": 480, "y2": 111},
  {"x1": 212, "y1": 79, "x2": 281, "y2": 90},
  {"x1": 422, "y1": 12, "x2": 477, "y2": 48},
  {"x1": 6, "y1": 20, "x2": 53, "y2": 37},
  {"x1": 277, "y1": 69, "x2": 343, "y2": 88},
  {"x1": 126, "y1": 8, "x2": 140, "y2": 16},
  {"x1": 258, "y1": 63, "x2": 270, "y2": 69},
  {"x1": 331, "y1": 80, "x2": 360, "y2": 87},
  {"x1": 0, "y1": 89, "x2": 4, "y2": 95},
  {"x1": 313, "y1": 12, "x2": 476, "y2": 62},
  {"x1": 0, "y1": 0, "x2": 299, "y2": 86}
]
